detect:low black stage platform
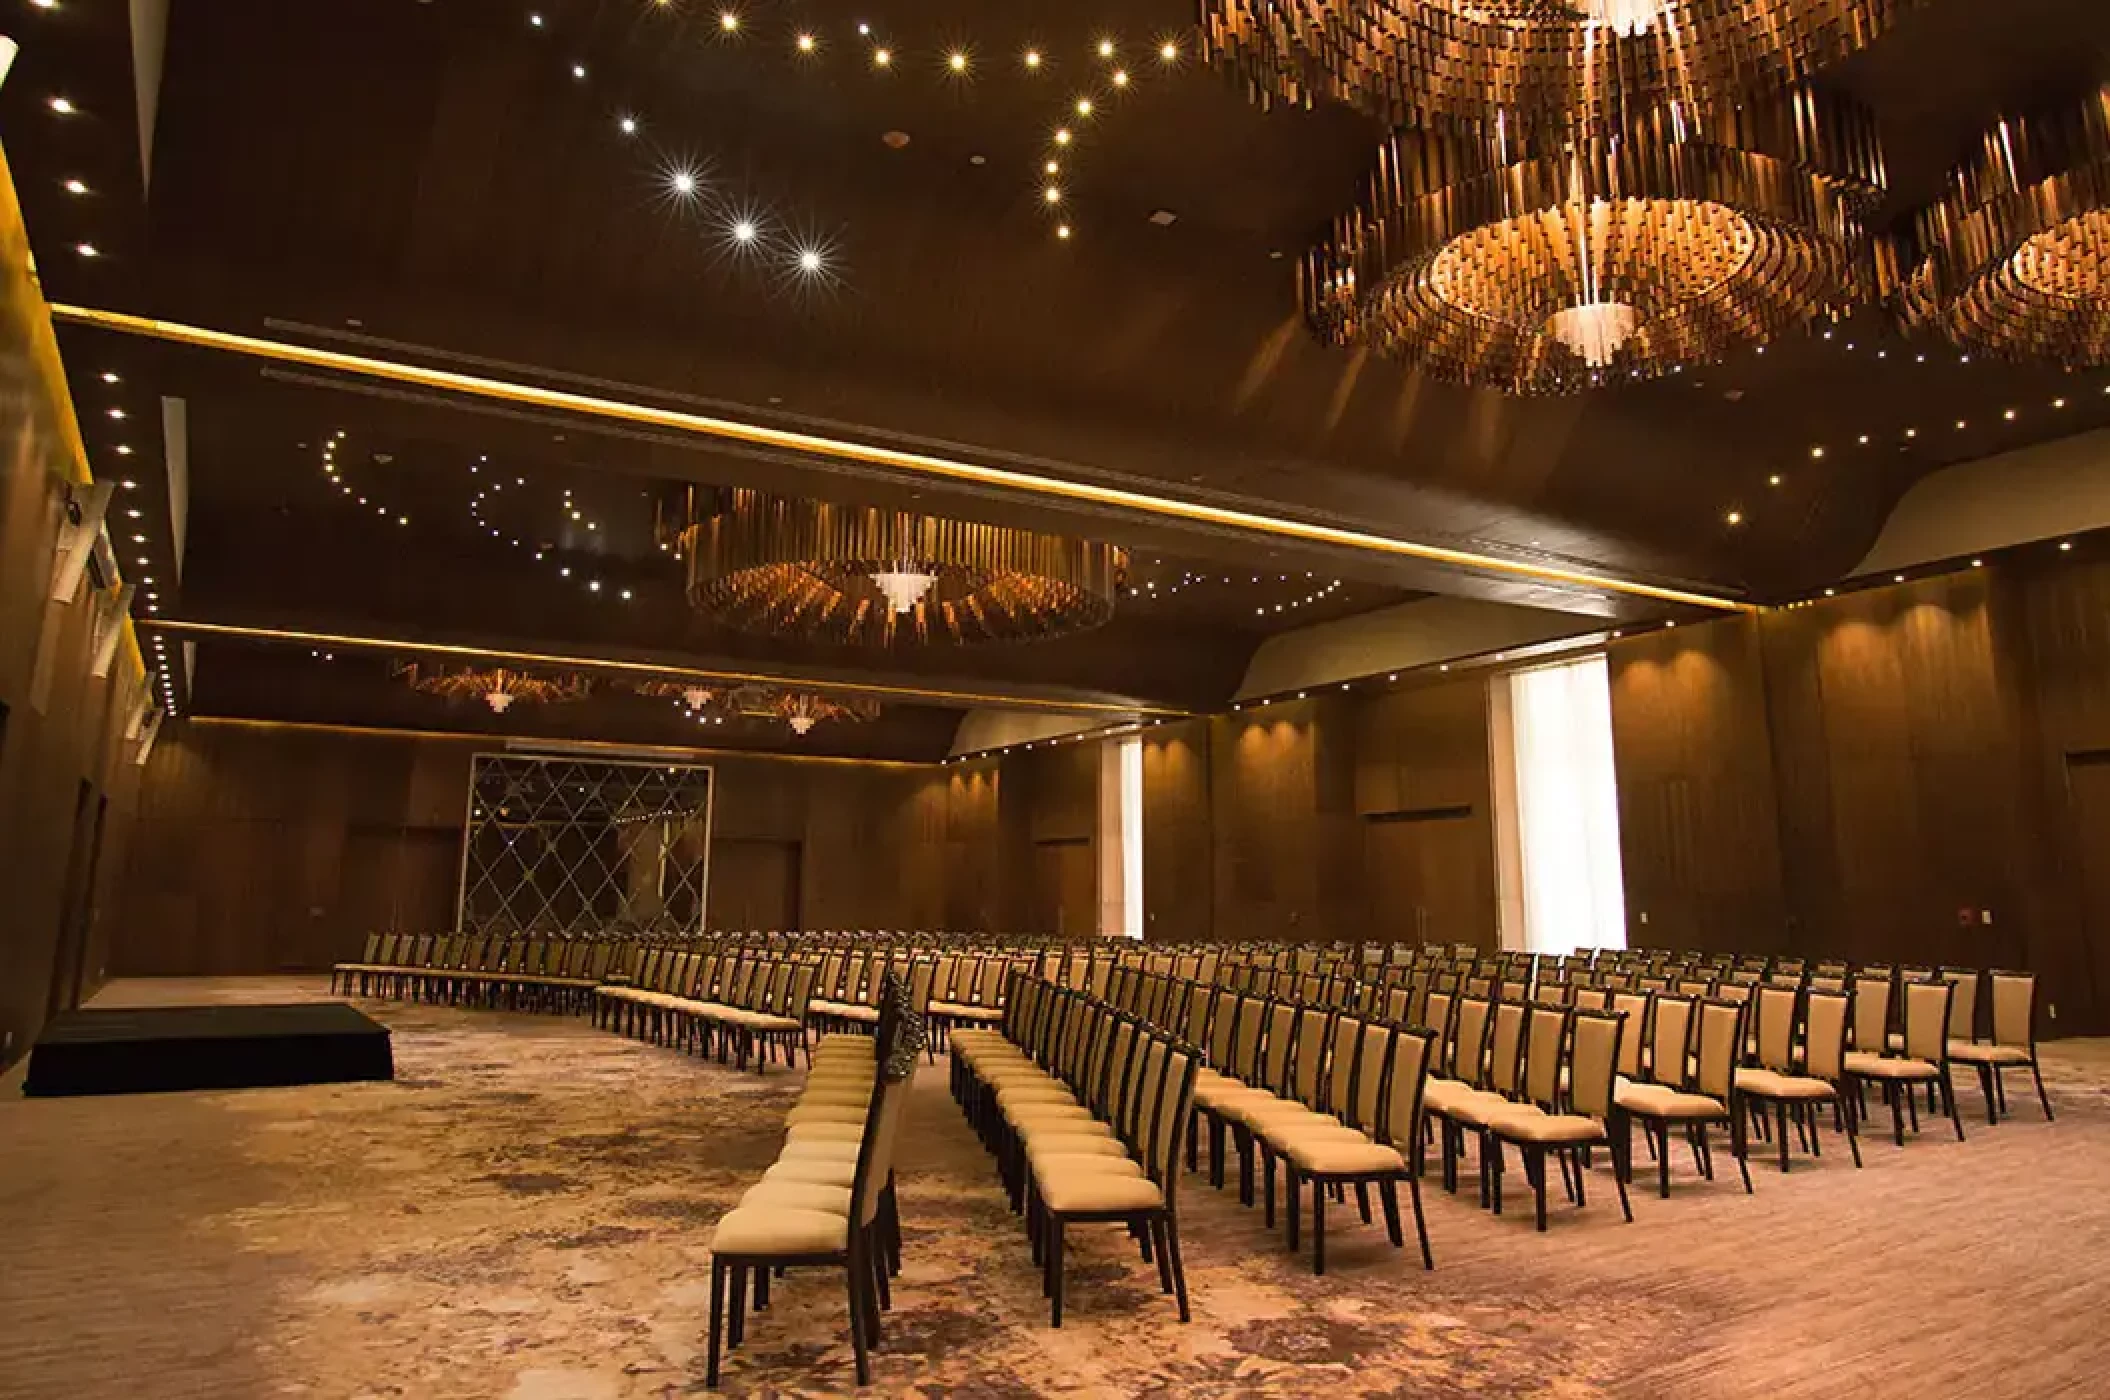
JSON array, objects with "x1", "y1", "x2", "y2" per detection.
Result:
[{"x1": 22, "y1": 1003, "x2": 394, "y2": 1098}]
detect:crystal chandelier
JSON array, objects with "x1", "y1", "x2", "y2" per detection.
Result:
[
  {"x1": 1200, "y1": 1, "x2": 1920, "y2": 135},
  {"x1": 1303, "y1": 88, "x2": 1888, "y2": 392},
  {"x1": 1898, "y1": 83, "x2": 2110, "y2": 367}
]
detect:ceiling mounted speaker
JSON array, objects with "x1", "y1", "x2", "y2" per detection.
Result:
[
  {"x1": 1200, "y1": 0, "x2": 1921, "y2": 134},
  {"x1": 1302, "y1": 87, "x2": 1890, "y2": 393},
  {"x1": 1899, "y1": 83, "x2": 2110, "y2": 367}
]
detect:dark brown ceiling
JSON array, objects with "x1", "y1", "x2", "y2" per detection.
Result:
[{"x1": 9, "y1": 0, "x2": 2110, "y2": 760}]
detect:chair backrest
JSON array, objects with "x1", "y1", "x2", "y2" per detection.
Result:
[
  {"x1": 1988, "y1": 971, "x2": 2037, "y2": 1050},
  {"x1": 1802, "y1": 990, "x2": 1850, "y2": 1081},
  {"x1": 1941, "y1": 968, "x2": 1980, "y2": 1041},
  {"x1": 1568, "y1": 1009, "x2": 1624, "y2": 1119},
  {"x1": 1569, "y1": 985, "x2": 1613, "y2": 1013},
  {"x1": 1611, "y1": 993, "x2": 1651, "y2": 1077},
  {"x1": 1693, "y1": 999, "x2": 1745, "y2": 1099},
  {"x1": 1485, "y1": 1002, "x2": 1529, "y2": 1096},
  {"x1": 1447, "y1": 995, "x2": 1490, "y2": 1081},
  {"x1": 1850, "y1": 974, "x2": 1891, "y2": 1051},
  {"x1": 1258, "y1": 1002, "x2": 1298, "y2": 1094},
  {"x1": 1322, "y1": 1014, "x2": 1363, "y2": 1117},
  {"x1": 1901, "y1": 980, "x2": 1953, "y2": 1062},
  {"x1": 1753, "y1": 985, "x2": 1799, "y2": 1072},
  {"x1": 1287, "y1": 1007, "x2": 1332, "y2": 1106},
  {"x1": 1378, "y1": 1024, "x2": 1433, "y2": 1147},
  {"x1": 1648, "y1": 994, "x2": 1696, "y2": 1088},
  {"x1": 1518, "y1": 1005, "x2": 1568, "y2": 1107}
]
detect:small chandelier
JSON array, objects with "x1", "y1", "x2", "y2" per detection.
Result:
[
  {"x1": 631, "y1": 679, "x2": 722, "y2": 712},
  {"x1": 720, "y1": 685, "x2": 880, "y2": 737},
  {"x1": 397, "y1": 663, "x2": 588, "y2": 714},
  {"x1": 1898, "y1": 83, "x2": 2110, "y2": 367},
  {"x1": 672, "y1": 488, "x2": 1125, "y2": 646}
]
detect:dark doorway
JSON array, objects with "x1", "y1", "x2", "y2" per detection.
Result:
[
  {"x1": 1364, "y1": 808, "x2": 1492, "y2": 950},
  {"x1": 49, "y1": 782, "x2": 108, "y2": 1018}
]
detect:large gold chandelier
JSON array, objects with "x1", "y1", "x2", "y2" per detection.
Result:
[
  {"x1": 675, "y1": 489, "x2": 1125, "y2": 646},
  {"x1": 1304, "y1": 88, "x2": 1888, "y2": 392},
  {"x1": 1898, "y1": 83, "x2": 2110, "y2": 367},
  {"x1": 1200, "y1": 1, "x2": 1917, "y2": 134},
  {"x1": 396, "y1": 662, "x2": 589, "y2": 714}
]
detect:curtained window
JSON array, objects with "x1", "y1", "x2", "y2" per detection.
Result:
[{"x1": 1495, "y1": 655, "x2": 1627, "y2": 956}]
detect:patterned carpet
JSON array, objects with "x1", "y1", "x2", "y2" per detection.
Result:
[{"x1": 2, "y1": 977, "x2": 2107, "y2": 1400}]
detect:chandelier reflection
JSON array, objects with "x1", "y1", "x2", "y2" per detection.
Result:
[
  {"x1": 1303, "y1": 88, "x2": 1889, "y2": 393},
  {"x1": 1200, "y1": 1, "x2": 1917, "y2": 134},
  {"x1": 1899, "y1": 83, "x2": 2110, "y2": 367},
  {"x1": 397, "y1": 662, "x2": 589, "y2": 714},
  {"x1": 670, "y1": 488, "x2": 1125, "y2": 646}
]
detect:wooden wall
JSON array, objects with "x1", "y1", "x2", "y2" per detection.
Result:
[
  {"x1": 113, "y1": 724, "x2": 953, "y2": 973},
  {"x1": 1610, "y1": 559, "x2": 2110, "y2": 1034},
  {"x1": 1, "y1": 226, "x2": 153, "y2": 1069}
]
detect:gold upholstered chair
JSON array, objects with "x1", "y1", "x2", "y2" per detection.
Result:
[
  {"x1": 1735, "y1": 987, "x2": 1861, "y2": 1170},
  {"x1": 1484, "y1": 1007, "x2": 1634, "y2": 1231},
  {"x1": 1843, "y1": 979, "x2": 1965, "y2": 1146},
  {"x1": 1948, "y1": 970, "x2": 2055, "y2": 1123},
  {"x1": 1613, "y1": 997, "x2": 1752, "y2": 1197}
]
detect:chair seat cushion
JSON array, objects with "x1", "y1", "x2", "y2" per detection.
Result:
[
  {"x1": 784, "y1": 1120, "x2": 865, "y2": 1143},
  {"x1": 1032, "y1": 1152, "x2": 1145, "y2": 1181},
  {"x1": 1487, "y1": 1109, "x2": 1607, "y2": 1144},
  {"x1": 1038, "y1": 1172, "x2": 1165, "y2": 1214},
  {"x1": 1026, "y1": 1135, "x2": 1132, "y2": 1162},
  {"x1": 930, "y1": 1001, "x2": 1005, "y2": 1022},
  {"x1": 1947, "y1": 1041, "x2": 2031, "y2": 1065},
  {"x1": 739, "y1": 1181, "x2": 852, "y2": 1215},
  {"x1": 1615, "y1": 1086, "x2": 1727, "y2": 1120},
  {"x1": 1279, "y1": 1135, "x2": 1406, "y2": 1175},
  {"x1": 784, "y1": 1103, "x2": 867, "y2": 1127},
  {"x1": 997, "y1": 1085, "x2": 1079, "y2": 1106},
  {"x1": 711, "y1": 1206, "x2": 847, "y2": 1256},
  {"x1": 775, "y1": 1140, "x2": 861, "y2": 1162},
  {"x1": 1734, "y1": 1068, "x2": 1837, "y2": 1101},
  {"x1": 763, "y1": 1158, "x2": 856, "y2": 1188},
  {"x1": 1845, "y1": 1052, "x2": 1938, "y2": 1080},
  {"x1": 1446, "y1": 1091, "x2": 1524, "y2": 1128},
  {"x1": 1017, "y1": 1116, "x2": 1115, "y2": 1142},
  {"x1": 1422, "y1": 1079, "x2": 1474, "y2": 1113}
]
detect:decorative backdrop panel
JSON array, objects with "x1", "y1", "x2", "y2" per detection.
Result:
[{"x1": 458, "y1": 754, "x2": 713, "y2": 935}]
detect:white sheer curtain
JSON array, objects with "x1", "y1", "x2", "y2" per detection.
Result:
[{"x1": 1506, "y1": 655, "x2": 1628, "y2": 956}]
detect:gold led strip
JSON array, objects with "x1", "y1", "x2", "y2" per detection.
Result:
[
  {"x1": 51, "y1": 303, "x2": 1750, "y2": 612},
  {"x1": 143, "y1": 618, "x2": 1186, "y2": 717},
  {"x1": 187, "y1": 716, "x2": 934, "y2": 770}
]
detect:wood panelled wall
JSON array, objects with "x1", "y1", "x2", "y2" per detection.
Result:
[
  {"x1": 1, "y1": 255, "x2": 152, "y2": 1069},
  {"x1": 114, "y1": 724, "x2": 958, "y2": 974},
  {"x1": 1611, "y1": 557, "x2": 2110, "y2": 1034}
]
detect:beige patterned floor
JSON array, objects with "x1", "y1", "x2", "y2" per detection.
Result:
[{"x1": 2, "y1": 977, "x2": 2107, "y2": 1399}]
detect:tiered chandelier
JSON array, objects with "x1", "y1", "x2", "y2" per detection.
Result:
[
  {"x1": 397, "y1": 663, "x2": 589, "y2": 714},
  {"x1": 1899, "y1": 83, "x2": 2110, "y2": 367},
  {"x1": 1205, "y1": 1, "x2": 1911, "y2": 393},
  {"x1": 673, "y1": 488, "x2": 1125, "y2": 646}
]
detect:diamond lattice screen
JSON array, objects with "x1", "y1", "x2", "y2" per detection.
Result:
[{"x1": 458, "y1": 754, "x2": 714, "y2": 935}]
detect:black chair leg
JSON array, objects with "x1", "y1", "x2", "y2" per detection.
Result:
[
  {"x1": 846, "y1": 1262, "x2": 872, "y2": 1385},
  {"x1": 1163, "y1": 1216, "x2": 1192, "y2": 1322},
  {"x1": 707, "y1": 1260, "x2": 726, "y2": 1387},
  {"x1": 2031, "y1": 1062, "x2": 2055, "y2": 1121}
]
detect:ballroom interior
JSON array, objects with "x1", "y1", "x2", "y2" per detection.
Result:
[{"x1": 5, "y1": 2, "x2": 2110, "y2": 1397}]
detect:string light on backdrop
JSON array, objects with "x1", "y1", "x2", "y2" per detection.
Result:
[
  {"x1": 1899, "y1": 83, "x2": 2110, "y2": 368},
  {"x1": 1303, "y1": 87, "x2": 1891, "y2": 393},
  {"x1": 1199, "y1": 0, "x2": 1920, "y2": 134},
  {"x1": 669, "y1": 486, "x2": 1126, "y2": 646}
]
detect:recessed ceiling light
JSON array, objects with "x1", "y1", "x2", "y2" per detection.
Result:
[
  {"x1": 75, "y1": 242, "x2": 98, "y2": 258},
  {"x1": 947, "y1": 50, "x2": 968, "y2": 72},
  {"x1": 1971, "y1": 558, "x2": 1983, "y2": 568},
  {"x1": 873, "y1": 46, "x2": 891, "y2": 66},
  {"x1": 1024, "y1": 49, "x2": 1041, "y2": 69},
  {"x1": 619, "y1": 115, "x2": 638, "y2": 135},
  {"x1": 49, "y1": 96, "x2": 76, "y2": 115},
  {"x1": 1053, "y1": 128, "x2": 1072, "y2": 146},
  {"x1": 2061, "y1": 541, "x2": 2074, "y2": 551},
  {"x1": 1055, "y1": 224, "x2": 1071, "y2": 240},
  {"x1": 529, "y1": 11, "x2": 543, "y2": 26},
  {"x1": 1768, "y1": 474, "x2": 1782, "y2": 486},
  {"x1": 107, "y1": 407, "x2": 125, "y2": 419},
  {"x1": 796, "y1": 33, "x2": 815, "y2": 54},
  {"x1": 571, "y1": 62, "x2": 586, "y2": 80},
  {"x1": 1810, "y1": 446, "x2": 1825, "y2": 459},
  {"x1": 1111, "y1": 69, "x2": 1129, "y2": 88},
  {"x1": 1043, "y1": 186, "x2": 1063, "y2": 204},
  {"x1": 1147, "y1": 209, "x2": 1177, "y2": 226},
  {"x1": 101, "y1": 371, "x2": 119, "y2": 384},
  {"x1": 731, "y1": 219, "x2": 758, "y2": 243},
  {"x1": 670, "y1": 170, "x2": 698, "y2": 197},
  {"x1": 718, "y1": 11, "x2": 739, "y2": 33},
  {"x1": 63, "y1": 178, "x2": 88, "y2": 195},
  {"x1": 1894, "y1": 574, "x2": 1905, "y2": 583},
  {"x1": 796, "y1": 248, "x2": 824, "y2": 273},
  {"x1": 114, "y1": 444, "x2": 133, "y2": 455},
  {"x1": 1075, "y1": 97, "x2": 1093, "y2": 116},
  {"x1": 1098, "y1": 38, "x2": 1115, "y2": 58},
  {"x1": 120, "y1": 479, "x2": 137, "y2": 489},
  {"x1": 1725, "y1": 510, "x2": 1743, "y2": 526},
  {"x1": 1044, "y1": 159, "x2": 1060, "y2": 175}
]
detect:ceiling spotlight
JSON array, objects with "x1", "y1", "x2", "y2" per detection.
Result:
[
  {"x1": 873, "y1": 47, "x2": 891, "y2": 67},
  {"x1": 1159, "y1": 41, "x2": 1179, "y2": 62},
  {"x1": 1074, "y1": 97, "x2": 1093, "y2": 116},
  {"x1": 1768, "y1": 474, "x2": 1782, "y2": 486},
  {"x1": 107, "y1": 407, "x2": 125, "y2": 419},
  {"x1": 2004, "y1": 409, "x2": 2017, "y2": 421},
  {"x1": 1098, "y1": 38, "x2": 1115, "y2": 58},
  {"x1": 1056, "y1": 224, "x2": 1071, "y2": 240},
  {"x1": 1044, "y1": 159, "x2": 1060, "y2": 175},
  {"x1": 947, "y1": 50, "x2": 969, "y2": 73},
  {"x1": 1972, "y1": 558, "x2": 1983, "y2": 568},
  {"x1": 120, "y1": 478, "x2": 136, "y2": 489},
  {"x1": 2061, "y1": 541, "x2": 2074, "y2": 551},
  {"x1": 100, "y1": 371, "x2": 119, "y2": 384},
  {"x1": 618, "y1": 115, "x2": 638, "y2": 135},
  {"x1": 731, "y1": 218, "x2": 758, "y2": 244},
  {"x1": 1024, "y1": 49, "x2": 1042, "y2": 69},
  {"x1": 571, "y1": 62, "x2": 586, "y2": 79},
  {"x1": 63, "y1": 178, "x2": 88, "y2": 195},
  {"x1": 49, "y1": 96, "x2": 75, "y2": 115},
  {"x1": 1725, "y1": 510, "x2": 1743, "y2": 526},
  {"x1": 1053, "y1": 128, "x2": 1072, "y2": 146},
  {"x1": 1111, "y1": 69, "x2": 1129, "y2": 88},
  {"x1": 669, "y1": 169, "x2": 698, "y2": 198},
  {"x1": 718, "y1": 11, "x2": 739, "y2": 33},
  {"x1": 796, "y1": 247, "x2": 824, "y2": 273},
  {"x1": 1044, "y1": 186, "x2": 1063, "y2": 204},
  {"x1": 796, "y1": 33, "x2": 816, "y2": 54},
  {"x1": 1809, "y1": 446, "x2": 1825, "y2": 459},
  {"x1": 114, "y1": 444, "x2": 132, "y2": 455},
  {"x1": 529, "y1": 11, "x2": 543, "y2": 26},
  {"x1": 75, "y1": 243, "x2": 98, "y2": 258}
]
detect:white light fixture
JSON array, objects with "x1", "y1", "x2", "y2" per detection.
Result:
[
  {"x1": 1546, "y1": 301, "x2": 1640, "y2": 369},
  {"x1": 1583, "y1": 0, "x2": 1667, "y2": 36},
  {"x1": 871, "y1": 563, "x2": 936, "y2": 613}
]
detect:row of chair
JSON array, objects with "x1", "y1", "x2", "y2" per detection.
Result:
[
  {"x1": 704, "y1": 976, "x2": 921, "y2": 1388},
  {"x1": 330, "y1": 932, "x2": 609, "y2": 1012},
  {"x1": 593, "y1": 951, "x2": 816, "y2": 1071}
]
